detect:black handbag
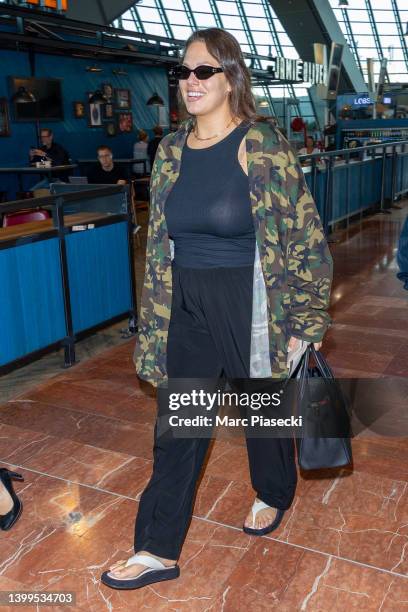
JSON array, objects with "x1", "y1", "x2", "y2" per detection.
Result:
[{"x1": 294, "y1": 345, "x2": 352, "y2": 470}]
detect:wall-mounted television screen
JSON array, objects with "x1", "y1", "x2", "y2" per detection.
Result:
[{"x1": 10, "y1": 77, "x2": 63, "y2": 121}]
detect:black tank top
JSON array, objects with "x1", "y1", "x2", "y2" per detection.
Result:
[{"x1": 165, "y1": 121, "x2": 255, "y2": 268}]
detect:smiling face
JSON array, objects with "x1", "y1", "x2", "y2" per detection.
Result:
[{"x1": 179, "y1": 40, "x2": 232, "y2": 119}]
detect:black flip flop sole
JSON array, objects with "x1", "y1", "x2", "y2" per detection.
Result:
[
  {"x1": 242, "y1": 508, "x2": 285, "y2": 536},
  {"x1": 101, "y1": 565, "x2": 180, "y2": 590}
]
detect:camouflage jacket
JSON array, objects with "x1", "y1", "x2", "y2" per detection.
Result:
[{"x1": 134, "y1": 119, "x2": 333, "y2": 387}]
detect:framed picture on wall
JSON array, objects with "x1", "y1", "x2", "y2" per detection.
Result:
[
  {"x1": 87, "y1": 93, "x2": 103, "y2": 127},
  {"x1": 118, "y1": 112, "x2": 133, "y2": 133},
  {"x1": 103, "y1": 103, "x2": 114, "y2": 119},
  {"x1": 105, "y1": 122, "x2": 116, "y2": 137},
  {"x1": 101, "y1": 83, "x2": 114, "y2": 102},
  {"x1": 73, "y1": 101, "x2": 85, "y2": 118},
  {"x1": 115, "y1": 88, "x2": 131, "y2": 109},
  {"x1": 0, "y1": 98, "x2": 11, "y2": 136}
]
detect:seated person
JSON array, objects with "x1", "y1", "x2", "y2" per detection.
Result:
[
  {"x1": 298, "y1": 136, "x2": 320, "y2": 156},
  {"x1": 29, "y1": 128, "x2": 70, "y2": 188},
  {"x1": 87, "y1": 145, "x2": 127, "y2": 185},
  {"x1": 298, "y1": 136, "x2": 320, "y2": 166},
  {"x1": 30, "y1": 128, "x2": 70, "y2": 167},
  {"x1": 133, "y1": 130, "x2": 150, "y2": 176}
]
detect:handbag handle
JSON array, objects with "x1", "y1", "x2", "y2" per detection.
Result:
[
  {"x1": 295, "y1": 344, "x2": 334, "y2": 391},
  {"x1": 309, "y1": 344, "x2": 334, "y2": 379}
]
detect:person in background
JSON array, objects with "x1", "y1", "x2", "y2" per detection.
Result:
[
  {"x1": 298, "y1": 135, "x2": 321, "y2": 167},
  {"x1": 298, "y1": 135, "x2": 320, "y2": 156},
  {"x1": 133, "y1": 130, "x2": 150, "y2": 176},
  {"x1": 87, "y1": 145, "x2": 127, "y2": 185},
  {"x1": 29, "y1": 128, "x2": 70, "y2": 167},
  {"x1": 29, "y1": 128, "x2": 70, "y2": 188},
  {"x1": 147, "y1": 125, "x2": 164, "y2": 169},
  {"x1": 397, "y1": 214, "x2": 408, "y2": 291}
]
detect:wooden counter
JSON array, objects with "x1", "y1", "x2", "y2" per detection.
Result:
[{"x1": 0, "y1": 212, "x2": 112, "y2": 242}]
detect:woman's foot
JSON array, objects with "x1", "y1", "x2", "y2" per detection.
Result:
[
  {"x1": 108, "y1": 551, "x2": 176, "y2": 579},
  {"x1": 0, "y1": 482, "x2": 13, "y2": 516},
  {"x1": 0, "y1": 469, "x2": 24, "y2": 531},
  {"x1": 244, "y1": 498, "x2": 277, "y2": 530},
  {"x1": 101, "y1": 551, "x2": 179, "y2": 590}
]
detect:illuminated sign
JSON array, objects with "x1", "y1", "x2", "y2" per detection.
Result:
[
  {"x1": 25, "y1": 0, "x2": 67, "y2": 9},
  {"x1": 353, "y1": 96, "x2": 373, "y2": 105},
  {"x1": 268, "y1": 58, "x2": 327, "y2": 85}
]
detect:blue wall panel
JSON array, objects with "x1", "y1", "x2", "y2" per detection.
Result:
[
  {"x1": 0, "y1": 49, "x2": 168, "y2": 197},
  {"x1": 0, "y1": 238, "x2": 66, "y2": 365},
  {"x1": 66, "y1": 222, "x2": 131, "y2": 333}
]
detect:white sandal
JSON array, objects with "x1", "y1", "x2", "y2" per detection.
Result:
[
  {"x1": 101, "y1": 553, "x2": 180, "y2": 590},
  {"x1": 243, "y1": 499, "x2": 285, "y2": 536}
]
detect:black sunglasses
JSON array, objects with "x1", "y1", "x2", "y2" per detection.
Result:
[{"x1": 172, "y1": 64, "x2": 224, "y2": 80}]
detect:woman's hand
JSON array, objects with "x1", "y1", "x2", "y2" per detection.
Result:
[{"x1": 288, "y1": 337, "x2": 322, "y2": 351}]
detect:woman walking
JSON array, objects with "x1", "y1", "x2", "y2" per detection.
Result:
[{"x1": 101, "y1": 27, "x2": 332, "y2": 590}]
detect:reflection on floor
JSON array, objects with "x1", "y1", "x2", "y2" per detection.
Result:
[{"x1": 0, "y1": 203, "x2": 407, "y2": 610}]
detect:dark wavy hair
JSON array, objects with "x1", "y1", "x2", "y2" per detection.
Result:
[{"x1": 177, "y1": 28, "x2": 258, "y2": 124}]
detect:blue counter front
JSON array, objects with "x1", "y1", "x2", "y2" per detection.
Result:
[
  {"x1": 66, "y1": 221, "x2": 132, "y2": 334},
  {"x1": 0, "y1": 185, "x2": 136, "y2": 371},
  {"x1": 0, "y1": 237, "x2": 66, "y2": 366}
]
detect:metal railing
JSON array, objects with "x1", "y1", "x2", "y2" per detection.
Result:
[{"x1": 298, "y1": 139, "x2": 408, "y2": 235}]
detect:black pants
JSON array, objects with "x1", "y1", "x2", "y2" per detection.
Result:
[{"x1": 134, "y1": 263, "x2": 297, "y2": 560}]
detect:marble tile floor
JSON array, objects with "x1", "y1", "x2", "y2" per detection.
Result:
[{"x1": 0, "y1": 204, "x2": 407, "y2": 610}]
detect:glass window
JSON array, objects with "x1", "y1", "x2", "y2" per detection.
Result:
[
  {"x1": 278, "y1": 33, "x2": 297, "y2": 50},
  {"x1": 144, "y1": 23, "x2": 169, "y2": 37},
  {"x1": 388, "y1": 48, "x2": 405, "y2": 61},
  {"x1": 283, "y1": 47, "x2": 300, "y2": 60},
  {"x1": 189, "y1": 0, "x2": 213, "y2": 11},
  {"x1": 171, "y1": 25, "x2": 193, "y2": 40},
  {"x1": 372, "y1": 10, "x2": 397, "y2": 23},
  {"x1": 247, "y1": 17, "x2": 270, "y2": 31},
  {"x1": 377, "y1": 35, "x2": 402, "y2": 49},
  {"x1": 328, "y1": 0, "x2": 408, "y2": 84},
  {"x1": 137, "y1": 7, "x2": 163, "y2": 24},
  {"x1": 162, "y1": 0, "x2": 185, "y2": 9},
  {"x1": 194, "y1": 13, "x2": 218, "y2": 28},
  {"x1": 164, "y1": 10, "x2": 190, "y2": 27},
  {"x1": 252, "y1": 31, "x2": 273, "y2": 46},
  {"x1": 242, "y1": 3, "x2": 265, "y2": 18},
  {"x1": 217, "y1": 15, "x2": 243, "y2": 29},
  {"x1": 346, "y1": 9, "x2": 370, "y2": 23},
  {"x1": 353, "y1": 34, "x2": 377, "y2": 49},
  {"x1": 230, "y1": 30, "x2": 249, "y2": 45},
  {"x1": 120, "y1": 19, "x2": 138, "y2": 32},
  {"x1": 113, "y1": 0, "x2": 408, "y2": 123},
  {"x1": 341, "y1": 0, "x2": 372, "y2": 7},
  {"x1": 216, "y1": 1, "x2": 240, "y2": 16}
]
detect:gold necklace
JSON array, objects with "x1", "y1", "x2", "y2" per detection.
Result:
[{"x1": 193, "y1": 117, "x2": 236, "y2": 141}]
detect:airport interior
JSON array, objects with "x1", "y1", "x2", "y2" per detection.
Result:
[{"x1": 0, "y1": 0, "x2": 407, "y2": 609}]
